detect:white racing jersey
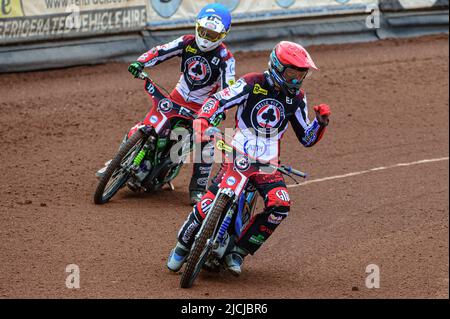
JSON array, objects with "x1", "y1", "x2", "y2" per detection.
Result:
[
  {"x1": 138, "y1": 35, "x2": 236, "y2": 106},
  {"x1": 198, "y1": 72, "x2": 328, "y2": 162}
]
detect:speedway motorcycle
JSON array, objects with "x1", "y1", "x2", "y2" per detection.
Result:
[
  {"x1": 180, "y1": 129, "x2": 307, "y2": 288},
  {"x1": 94, "y1": 72, "x2": 222, "y2": 205}
]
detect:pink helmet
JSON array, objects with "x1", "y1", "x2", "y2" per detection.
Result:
[{"x1": 268, "y1": 41, "x2": 318, "y2": 97}]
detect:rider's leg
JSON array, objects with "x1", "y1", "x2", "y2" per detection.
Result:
[
  {"x1": 167, "y1": 162, "x2": 230, "y2": 271},
  {"x1": 168, "y1": 88, "x2": 210, "y2": 204},
  {"x1": 167, "y1": 185, "x2": 218, "y2": 272},
  {"x1": 225, "y1": 172, "x2": 291, "y2": 276},
  {"x1": 189, "y1": 140, "x2": 215, "y2": 205}
]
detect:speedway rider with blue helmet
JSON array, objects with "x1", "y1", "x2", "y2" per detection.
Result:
[{"x1": 97, "y1": 4, "x2": 236, "y2": 205}]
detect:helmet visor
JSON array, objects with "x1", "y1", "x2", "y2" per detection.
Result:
[
  {"x1": 283, "y1": 67, "x2": 308, "y2": 84},
  {"x1": 196, "y1": 24, "x2": 226, "y2": 42}
]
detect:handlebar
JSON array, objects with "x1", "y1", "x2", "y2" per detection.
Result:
[
  {"x1": 138, "y1": 71, "x2": 149, "y2": 80},
  {"x1": 204, "y1": 128, "x2": 308, "y2": 179},
  {"x1": 277, "y1": 165, "x2": 308, "y2": 179}
]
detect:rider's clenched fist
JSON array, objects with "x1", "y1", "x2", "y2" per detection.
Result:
[{"x1": 314, "y1": 104, "x2": 331, "y2": 127}]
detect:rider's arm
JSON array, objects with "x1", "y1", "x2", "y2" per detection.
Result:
[
  {"x1": 197, "y1": 75, "x2": 254, "y2": 124},
  {"x1": 137, "y1": 35, "x2": 192, "y2": 68},
  {"x1": 219, "y1": 48, "x2": 236, "y2": 90},
  {"x1": 290, "y1": 93, "x2": 328, "y2": 148}
]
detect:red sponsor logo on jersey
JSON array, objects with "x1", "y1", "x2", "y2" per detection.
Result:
[{"x1": 260, "y1": 225, "x2": 274, "y2": 235}]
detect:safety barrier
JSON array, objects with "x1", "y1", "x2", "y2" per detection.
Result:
[
  {"x1": 0, "y1": 0, "x2": 147, "y2": 45},
  {"x1": 378, "y1": 0, "x2": 448, "y2": 11},
  {"x1": 147, "y1": 0, "x2": 379, "y2": 29},
  {"x1": 0, "y1": 0, "x2": 448, "y2": 72}
]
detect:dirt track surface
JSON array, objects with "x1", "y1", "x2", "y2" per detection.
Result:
[{"x1": 0, "y1": 35, "x2": 448, "y2": 299}]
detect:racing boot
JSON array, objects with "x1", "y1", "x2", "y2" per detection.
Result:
[
  {"x1": 95, "y1": 134, "x2": 128, "y2": 179},
  {"x1": 167, "y1": 242, "x2": 190, "y2": 272},
  {"x1": 95, "y1": 160, "x2": 112, "y2": 179},
  {"x1": 189, "y1": 189, "x2": 206, "y2": 206},
  {"x1": 224, "y1": 246, "x2": 248, "y2": 277}
]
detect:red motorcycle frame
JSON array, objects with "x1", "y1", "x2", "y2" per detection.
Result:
[{"x1": 94, "y1": 72, "x2": 201, "y2": 204}]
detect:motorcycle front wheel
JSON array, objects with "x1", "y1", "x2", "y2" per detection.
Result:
[
  {"x1": 94, "y1": 130, "x2": 147, "y2": 205},
  {"x1": 180, "y1": 193, "x2": 230, "y2": 288}
]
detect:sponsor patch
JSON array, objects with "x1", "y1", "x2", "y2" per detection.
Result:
[
  {"x1": 302, "y1": 127, "x2": 317, "y2": 145},
  {"x1": 234, "y1": 155, "x2": 250, "y2": 171},
  {"x1": 251, "y1": 99, "x2": 285, "y2": 134},
  {"x1": 200, "y1": 198, "x2": 213, "y2": 213},
  {"x1": 233, "y1": 79, "x2": 245, "y2": 88},
  {"x1": 218, "y1": 87, "x2": 232, "y2": 99},
  {"x1": 201, "y1": 99, "x2": 217, "y2": 114},
  {"x1": 146, "y1": 82, "x2": 156, "y2": 94},
  {"x1": 226, "y1": 176, "x2": 237, "y2": 186},
  {"x1": 199, "y1": 166, "x2": 212, "y2": 173},
  {"x1": 243, "y1": 138, "x2": 267, "y2": 158},
  {"x1": 220, "y1": 48, "x2": 228, "y2": 58},
  {"x1": 212, "y1": 57, "x2": 220, "y2": 66},
  {"x1": 275, "y1": 189, "x2": 290, "y2": 202},
  {"x1": 268, "y1": 213, "x2": 283, "y2": 225},
  {"x1": 197, "y1": 177, "x2": 209, "y2": 187},
  {"x1": 150, "y1": 115, "x2": 159, "y2": 124},
  {"x1": 186, "y1": 45, "x2": 198, "y2": 54},
  {"x1": 249, "y1": 234, "x2": 266, "y2": 245},
  {"x1": 253, "y1": 84, "x2": 268, "y2": 95},
  {"x1": 181, "y1": 220, "x2": 200, "y2": 245},
  {"x1": 260, "y1": 225, "x2": 274, "y2": 235},
  {"x1": 217, "y1": 140, "x2": 233, "y2": 153},
  {"x1": 157, "y1": 44, "x2": 170, "y2": 51},
  {"x1": 158, "y1": 99, "x2": 173, "y2": 113},
  {"x1": 185, "y1": 56, "x2": 212, "y2": 85}
]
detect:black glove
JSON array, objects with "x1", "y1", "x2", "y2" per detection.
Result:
[{"x1": 128, "y1": 61, "x2": 144, "y2": 78}]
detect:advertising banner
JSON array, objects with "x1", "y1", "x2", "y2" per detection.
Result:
[
  {"x1": 0, "y1": 0, "x2": 147, "y2": 44},
  {"x1": 146, "y1": 0, "x2": 380, "y2": 29},
  {"x1": 378, "y1": 0, "x2": 448, "y2": 11}
]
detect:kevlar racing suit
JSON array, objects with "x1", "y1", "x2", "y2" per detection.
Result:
[
  {"x1": 176, "y1": 71, "x2": 327, "y2": 255},
  {"x1": 130, "y1": 34, "x2": 236, "y2": 194}
]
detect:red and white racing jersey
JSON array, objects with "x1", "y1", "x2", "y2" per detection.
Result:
[
  {"x1": 138, "y1": 35, "x2": 235, "y2": 106},
  {"x1": 198, "y1": 72, "x2": 327, "y2": 162}
]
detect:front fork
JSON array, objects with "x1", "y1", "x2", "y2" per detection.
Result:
[
  {"x1": 205, "y1": 187, "x2": 257, "y2": 260},
  {"x1": 125, "y1": 128, "x2": 156, "y2": 191}
]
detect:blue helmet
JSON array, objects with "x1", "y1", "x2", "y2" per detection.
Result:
[{"x1": 195, "y1": 4, "x2": 232, "y2": 52}]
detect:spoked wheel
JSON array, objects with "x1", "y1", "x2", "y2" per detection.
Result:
[
  {"x1": 180, "y1": 193, "x2": 229, "y2": 288},
  {"x1": 94, "y1": 130, "x2": 147, "y2": 205}
]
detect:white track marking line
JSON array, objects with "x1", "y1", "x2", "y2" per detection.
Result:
[{"x1": 287, "y1": 157, "x2": 449, "y2": 189}]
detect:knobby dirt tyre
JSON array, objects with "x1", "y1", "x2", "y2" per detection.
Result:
[
  {"x1": 94, "y1": 130, "x2": 146, "y2": 205},
  {"x1": 180, "y1": 193, "x2": 229, "y2": 288}
]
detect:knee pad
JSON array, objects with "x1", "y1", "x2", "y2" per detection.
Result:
[
  {"x1": 194, "y1": 189, "x2": 217, "y2": 219},
  {"x1": 265, "y1": 187, "x2": 291, "y2": 210}
]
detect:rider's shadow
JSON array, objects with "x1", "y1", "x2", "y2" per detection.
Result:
[
  {"x1": 198, "y1": 270, "x2": 240, "y2": 284},
  {"x1": 197, "y1": 263, "x2": 304, "y2": 290}
]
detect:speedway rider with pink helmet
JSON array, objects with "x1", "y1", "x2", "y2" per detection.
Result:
[
  {"x1": 167, "y1": 41, "x2": 331, "y2": 276},
  {"x1": 96, "y1": 4, "x2": 236, "y2": 205}
]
